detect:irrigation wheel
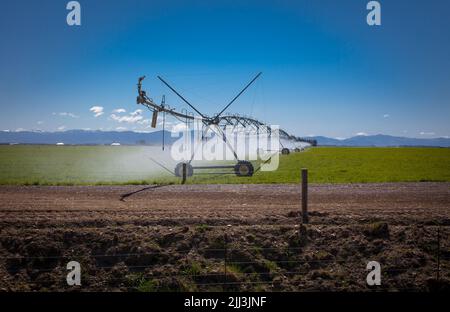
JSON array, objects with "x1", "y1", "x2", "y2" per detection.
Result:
[
  {"x1": 234, "y1": 161, "x2": 254, "y2": 177},
  {"x1": 174, "y1": 162, "x2": 194, "y2": 177},
  {"x1": 281, "y1": 148, "x2": 290, "y2": 155}
]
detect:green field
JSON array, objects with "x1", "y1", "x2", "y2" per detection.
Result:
[{"x1": 0, "y1": 145, "x2": 449, "y2": 185}]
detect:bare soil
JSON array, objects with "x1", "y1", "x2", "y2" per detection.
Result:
[{"x1": 0, "y1": 183, "x2": 449, "y2": 291}]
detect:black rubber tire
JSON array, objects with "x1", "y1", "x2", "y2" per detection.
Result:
[
  {"x1": 281, "y1": 148, "x2": 290, "y2": 155},
  {"x1": 294, "y1": 148, "x2": 301, "y2": 152},
  {"x1": 234, "y1": 161, "x2": 254, "y2": 177},
  {"x1": 174, "y1": 162, "x2": 194, "y2": 177}
]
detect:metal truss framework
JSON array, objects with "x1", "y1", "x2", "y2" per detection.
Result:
[{"x1": 136, "y1": 74, "x2": 317, "y2": 177}]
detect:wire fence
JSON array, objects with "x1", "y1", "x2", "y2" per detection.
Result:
[{"x1": 1, "y1": 224, "x2": 449, "y2": 292}]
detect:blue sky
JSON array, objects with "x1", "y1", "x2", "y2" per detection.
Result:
[{"x1": 0, "y1": 0, "x2": 449, "y2": 138}]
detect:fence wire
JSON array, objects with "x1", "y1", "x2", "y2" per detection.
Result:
[{"x1": 1, "y1": 225, "x2": 448, "y2": 292}]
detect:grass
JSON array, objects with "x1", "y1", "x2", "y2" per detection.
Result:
[
  {"x1": 262, "y1": 259, "x2": 279, "y2": 273},
  {"x1": 182, "y1": 261, "x2": 203, "y2": 276},
  {"x1": 137, "y1": 279, "x2": 158, "y2": 292},
  {"x1": 0, "y1": 145, "x2": 449, "y2": 185},
  {"x1": 195, "y1": 224, "x2": 211, "y2": 233}
]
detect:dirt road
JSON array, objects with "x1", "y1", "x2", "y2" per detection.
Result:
[{"x1": 0, "y1": 183, "x2": 449, "y2": 227}]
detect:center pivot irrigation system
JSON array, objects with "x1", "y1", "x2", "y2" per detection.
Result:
[{"x1": 136, "y1": 73, "x2": 317, "y2": 177}]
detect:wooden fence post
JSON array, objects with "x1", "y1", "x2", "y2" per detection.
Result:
[
  {"x1": 301, "y1": 168, "x2": 309, "y2": 224},
  {"x1": 437, "y1": 226, "x2": 440, "y2": 281},
  {"x1": 224, "y1": 233, "x2": 228, "y2": 285},
  {"x1": 182, "y1": 163, "x2": 187, "y2": 184}
]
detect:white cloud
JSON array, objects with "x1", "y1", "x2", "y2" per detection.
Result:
[
  {"x1": 138, "y1": 119, "x2": 151, "y2": 125},
  {"x1": 37, "y1": 121, "x2": 44, "y2": 125},
  {"x1": 15, "y1": 128, "x2": 26, "y2": 132},
  {"x1": 383, "y1": 114, "x2": 390, "y2": 118},
  {"x1": 419, "y1": 131, "x2": 435, "y2": 136},
  {"x1": 110, "y1": 109, "x2": 143, "y2": 123},
  {"x1": 334, "y1": 137, "x2": 346, "y2": 140},
  {"x1": 356, "y1": 132, "x2": 368, "y2": 136},
  {"x1": 110, "y1": 114, "x2": 143, "y2": 123},
  {"x1": 55, "y1": 112, "x2": 79, "y2": 118},
  {"x1": 90, "y1": 106, "x2": 104, "y2": 117},
  {"x1": 116, "y1": 127, "x2": 128, "y2": 131},
  {"x1": 112, "y1": 108, "x2": 126, "y2": 113},
  {"x1": 155, "y1": 120, "x2": 175, "y2": 128},
  {"x1": 57, "y1": 126, "x2": 66, "y2": 131},
  {"x1": 171, "y1": 123, "x2": 188, "y2": 133},
  {"x1": 130, "y1": 109, "x2": 143, "y2": 116}
]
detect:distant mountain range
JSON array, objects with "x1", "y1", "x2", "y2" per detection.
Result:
[
  {"x1": 0, "y1": 130, "x2": 449, "y2": 147},
  {"x1": 0, "y1": 130, "x2": 176, "y2": 145},
  {"x1": 309, "y1": 134, "x2": 450, "y2": 147}
]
